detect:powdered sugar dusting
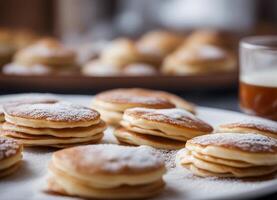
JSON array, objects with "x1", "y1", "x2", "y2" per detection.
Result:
[
  {"x1": 126, "y1": 108, "x2": 213, "y2": 132},
  {"x1": 58, "y1": 144, "x2": 165, "y2": 174},
  {"x1": 4, "y1": 101, "x2": 99, "y2": 122},
  {"x1": 220, "y1": 120, "x2": 277, "y2": 134},
  {"x1": 97, "y1": 89, "x2": 174, "y2": 108},
  {"x1": 0, "y1": 137, "x2": 21, "y2": 160},
  {"x1": 190, "y1": 133, "x2": 277, "y2": 153}
]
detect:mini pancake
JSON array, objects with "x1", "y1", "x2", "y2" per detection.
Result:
[
  {"x1": 217, "y1": 120, "x2": 277, "y2": 139},
  {"x1": 120, "y1": 120, "x2": 190, "y2": 141},
  {"x1": 177, "y1": 148, "x2": 277, "y2": 178},
  {"x1": 114, "y1": 127, "x2": 186, "y2": 150},
  {"x1": 4, "y1": 101, "x2": 101, "y2": 128},
  {"x1": 47, "y1": 174, "x2": 164, "y2": 199},
  {"x1": 51, "y1": 144, "x2": 166, "y2": 189},
  {"x1": 99, "y1": 38, "x2": 141, "y2": 67},
  {"x1": 122, "y1": 108, "x2": 213, "y2": 140},
  {"x1": 14, "y1": 38, "x2": 77, "y2": 67},
  {"x1": 92, "y1": 88, "x2": 175, "y2": 125},
  {"x1": 137, "y1": 31, "x2": 184, "y2": 66},
  {"x1": 1, "y1": 130, "x2": 103, "y2": 147},
  {"x1": 186, "y1": 133, "x2": 277, "y2": 166},
  {"x1": 2, "y1": 120, "x2": 106, "y2": 138},
  {"x1": 0, "y1": 137, "x2": 23, "y2": 177},
  {"x1": 162, "y1": 44, "x2": 236, "y2": 75},
  {"x1": 92, "y1": 88, "x2": 175, "y2": 112},
  {"x1": 0, "y1": 162, "x2": 21, "y2": 178}
]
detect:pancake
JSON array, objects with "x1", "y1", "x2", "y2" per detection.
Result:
[
  {"x1": 217, "y1": 120, "x2": 277, "y2": 139},
  {"x1": 137, "y1": 31, "x2": 183, "y2": 66},
  {"x1": 4, "y1": 101, "x2": 100, "y2": 128},
  {"x1": 0, "y1": 137, "x2": 23, "y2": 177},
  {"x1": 1, "y1": 130, "x2": 103, "y2": 147},
  {"x1": 51, "y1": 144, "x2": 166, "y2": 189},
  {"x1": 47, "y1": 174, "x2": 164, "y2": 199},
  {"x1": 2, "y1": 120, "x2": 106, "y2": 138},
  {"x1": 99, "y1": 38, "x2": 141, "y2": 67},
  {"x1": 93, "y1": 89, "x2": 175, "y2": 112},
  {"x1": 186, "y1": 133, "x2": 277, "y2": 166},
  {"x1": 177, "y1": 148, "x2": 277, "y2": 178},
  {"x1": 114, "y1": 127, "x2": 186, "y2": 150},
  {"x1": 122, "y1": 108, "x2": 213, "y2": 141},
  {"x1": 0, "y1": 162, "x2": 21, "y2": 178},
  {"x1": 14, "y1": 38, "x2": 77, "y2": 68},
  {"x1": 120, "y1": 120, "x2": 190, "y2": 141},
  {"x1": 162, "y1": 44, "x2": 236, "y2": 75}
]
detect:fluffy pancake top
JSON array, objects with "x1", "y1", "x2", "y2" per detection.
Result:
[
  {"x1": 187, "y1": 133, "x2": 277, "y2": 153},
  {"x1": 53, "y1": 144, "x2": 165, "y2": 175},
  {"x1": 4, "y1": 101, "x2": 100, "y2": 123},
  {"x1": 124, "y1": 107, "x2": 212, "y2": 132},
  {"x1": 95, "y1": 89, "x2": 175, "y2": 109},
  {"x1": 218, "y1": 120, "x2": 277, "y2": 135},
  {"x1": 0, "y1": 137, "x2": 22, "y2": 161}
]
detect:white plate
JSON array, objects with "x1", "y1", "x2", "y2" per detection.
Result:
[{"x1": 0, "y1": 94, "x2": 276, "y2": 200}]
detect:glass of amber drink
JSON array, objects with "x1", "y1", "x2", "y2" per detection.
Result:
[{"x1": 240, "y1": 36, "x2": 277, "y2": 121}]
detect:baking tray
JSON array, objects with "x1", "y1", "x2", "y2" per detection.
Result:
[{"x1": 0, "y1": 71, "x2": 238, "y2": 93}]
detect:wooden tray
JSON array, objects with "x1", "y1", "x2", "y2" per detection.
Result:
[{"x1": 0, "y1": 71, "x2": 238, "y2": 93}]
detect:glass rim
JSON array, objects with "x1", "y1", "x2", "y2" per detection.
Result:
[{"x1": 240, "y1": 35, "x2": 277, "y2": 50}]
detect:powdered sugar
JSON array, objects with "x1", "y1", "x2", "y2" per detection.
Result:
[
  {"x1": 190, "y1": 133, "x2": 277, "y2": 153},
  {"x1": 97, "y1": 89, "x2": 174, "y2": 108},
  {"x1": 57, "y1": 144, "x2": 165, "y2": 174},
  {"x1": 220, "y1": 119, "x2": 277, "y2": 134},
  {"x1": 126, "y1": 108, "x2": 213, "y2": 131},
  {"x1": 4, "y1": 101, "x2": 99, "y2": 122},
  {"x1": 0, "y1": 137, "x2": 21, "y2": 160}
]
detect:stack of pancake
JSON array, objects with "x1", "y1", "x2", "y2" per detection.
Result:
[
  {"x1": 47, "y1": 144, "x2": 166, "y2": 199},
  {"x1": 217, "y1": 120, "x2": 277, "y2": 139},
  {"x1": 176, "y1": 133, "x2": 277, "y2": 177},
  {"x1": 0, "y1": 137, "x2": 23, "y2": 177},
  {"x1": 91, "y1": 88, "x2": 195, "y2": 126},
  {"x1": 1, "y1": 101, "x2": 106, "y2": 148},
  {"x1": 3, "y1": 38, "x2": 77, "y2": 75},
  {"x1": 114, "y1": 107, "x2": 213, "y2": 150}
]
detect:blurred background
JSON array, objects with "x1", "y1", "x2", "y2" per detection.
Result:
[{"x1": 0, "y1": 0, "x2": 276, "y2": 41}]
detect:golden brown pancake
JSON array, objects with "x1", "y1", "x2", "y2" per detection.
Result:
[
  {"x1": 176, "y1": 133, "x2": 277, "y2": 178},
  {"x1": 2, "y1": 120, "x2": 106, "y2": 138},
  {"x1": 217, "y1": 120, "x2": 277, "y2": 139},
  {"x1": 4, "y1": 101, "x2": 101, "y2": 128},
  {"x1": 1, "y1": 130, "x2": 103, "y2": 147},
  {"x1": 162, "y1": 44, "x2": 236, "y2": 75},
  {"x1": 14, "y1": 38, "x2": 76, "y2": 68},
  {"x1": 46, "y1": 144, "x2": 166, "y2": 199},
  {"x1": 0, "y1": 137, "x2": 23, "y2": 178},
  {"x1": 122, "y1": 107, "x2": 213, "y2": 140},
  {"x1": 114, "y1": 127, "x2": 186, "y2": 150},
  {"x1": 99, "y1": 38, "x2": 141, "y2": 67},
  {"x1": 137, "y1": 31, "x2": 184, "y2": 66}
]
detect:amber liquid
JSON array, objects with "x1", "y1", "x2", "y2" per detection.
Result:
[{"x1": 240, "y1": 73, "x2": 277, "y2": 121}]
